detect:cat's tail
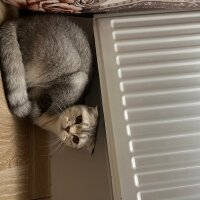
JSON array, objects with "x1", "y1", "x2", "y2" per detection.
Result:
[{"x1": 0, "y1": 21, "x2": 31, "y2": 118}]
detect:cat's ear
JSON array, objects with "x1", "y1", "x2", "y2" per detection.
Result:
[
  {"x1": 86, "y1": 141, "x2": 95, "y2": 155},
  {"x1": 85, "y1": 133, "x2": 97, "y2": 155},
  {"x1": 93, "y1": 106, "x2": 98, "y2": 118},
  {"x1": 89, "y1": 106, "x2": 98, "y2": 118},
  {"x1": 95, "y1": 105, "x2": 98, "y2": 114}
]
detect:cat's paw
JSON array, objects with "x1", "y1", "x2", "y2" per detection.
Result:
[
  {"x1": 12, "y1": 101, "x2": 32, "y2": 118},
  {"x1": 8, "y1": 90, "x2": 31, "y2": 118}
]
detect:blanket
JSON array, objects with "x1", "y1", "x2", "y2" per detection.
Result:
[{"x1": 3, "y1": 0, "x2": 200, "y2": 14}]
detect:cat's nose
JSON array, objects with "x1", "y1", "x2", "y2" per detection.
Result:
[
  {"x1": 70, "y1": 126, "x2": 78, "y2": 134},
  {"x1": 65, "y1": 126, "x2": 70, "y2": 132}
]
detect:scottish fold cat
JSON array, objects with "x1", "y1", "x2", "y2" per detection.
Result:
[{"x1": 0, "y1": 14, "x2": 98, "y2": 152}]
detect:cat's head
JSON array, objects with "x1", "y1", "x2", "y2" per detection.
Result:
[
  {"x1": 35, "y1": 105, "x2": 99, "y2": 153},
  {"x1": 58, "y1": 105, "x2": 98, "y2": 153}
]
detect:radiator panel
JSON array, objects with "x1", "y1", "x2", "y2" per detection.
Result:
[{"x1": 94, "y1": 11, "x2": 200, "y2": 200}]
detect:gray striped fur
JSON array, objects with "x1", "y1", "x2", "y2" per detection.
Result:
[{"x1": 0, "y1": 14, "x2": 93, "y2": 119}]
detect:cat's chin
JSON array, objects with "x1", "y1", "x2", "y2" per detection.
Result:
[{"x1": 61, "y1": 136, "x2": 95, "y2": 154}]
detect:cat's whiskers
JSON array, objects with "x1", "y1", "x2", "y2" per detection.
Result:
[
  {"x1": 49, "y1": 138, "x2": 61, "y2": 147},
  {"x1": 39, "y1": 114, "x2": 59, "y2": 128},
  {"x1": 51, "y1": 96, "x2": 66, "y2": 115},
  {"x1": 49, "y1": 136, "x2": 61, "y2": 145},
  {"x1": 50, "y1": 141, "x2": 63, "y2": 155},
  {"x1": 59, "y1": 134, "x2": 68, "y2": 153},
  {"x1": 48, "y1": 94, "x2": 71, "y2": 121}
]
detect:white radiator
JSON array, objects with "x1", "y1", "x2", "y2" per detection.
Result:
[{"x1": 94, "y1": 11, "x2": 200, "y2": 200}]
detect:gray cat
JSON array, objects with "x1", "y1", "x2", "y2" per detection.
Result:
[{"x1": 0, "y1": 14, "x2": 98, "y2": 153}]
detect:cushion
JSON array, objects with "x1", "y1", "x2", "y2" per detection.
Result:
[{"x1": 3, "y1": 0, "x2": 200, "y2": 14}]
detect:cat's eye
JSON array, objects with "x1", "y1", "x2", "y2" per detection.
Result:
[
  {"x1": 72, "y1": 135, "x2": 79, "y2": 144},
  {"x1": 75, "y1": 115, "x2": 82, "y2": 124}
]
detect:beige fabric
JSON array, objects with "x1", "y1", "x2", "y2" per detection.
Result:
[
  {"x1": 0, "y1": 75, "x2": 51, "y2": 199},
  {"x1": 0, "y1": 1, "x2": 18, "y2": 24},
  {"x1": 0, "y1": 75, "x2": 29, "y2": 199},
  {"x1": 0, "y1": 2, "x2": 7, "y2": 23}
]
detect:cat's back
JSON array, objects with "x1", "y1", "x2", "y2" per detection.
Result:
[
  {"x1": 17, "y1": 14, "x2": 83, "y2": 53},
  {"x1": 17, "y1": 14, "x2": 91, "y2": 73},
  {"x1": 17, "y1": 14, "x2": 90, "y2": 50},
  {"x1": 17, "y1": 14, "x2": 80, "y2": 40}
]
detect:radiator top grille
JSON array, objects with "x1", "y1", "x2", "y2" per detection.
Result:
[{"x1": 95, "y1": 11, "x2": 200, "y2": 200}]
